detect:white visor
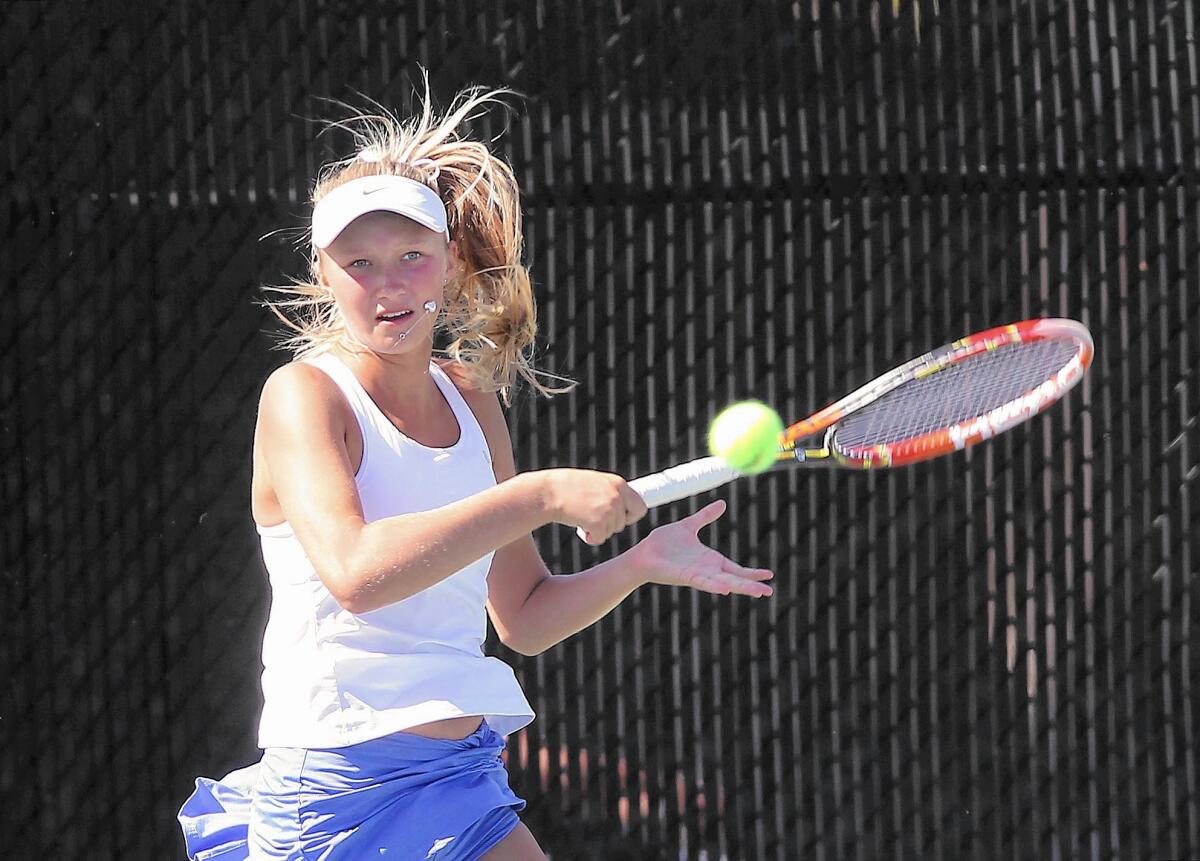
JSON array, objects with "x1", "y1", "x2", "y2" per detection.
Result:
[{"x1": 311, "y1": 174, "x2": 449, "y2": 249}]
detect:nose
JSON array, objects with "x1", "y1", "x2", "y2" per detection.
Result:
[{"x1": 374, "y1": 260, "x2": 411, "y2": 294}]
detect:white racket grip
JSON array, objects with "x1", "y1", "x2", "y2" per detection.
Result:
[
  {"x1": 628, "y1": 456, "x2": 742, "y2": 507},
  {"x1": 574, "y1": 456, "x2": 741, "y2": 543}
]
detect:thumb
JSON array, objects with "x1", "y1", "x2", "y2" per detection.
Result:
[{"x1": 683, "y1": 499, "x2": 727, "y2": 532}]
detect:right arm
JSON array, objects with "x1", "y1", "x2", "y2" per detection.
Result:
[{"x1": 255, "y1": 363, "x2": 642, "y2": 613}]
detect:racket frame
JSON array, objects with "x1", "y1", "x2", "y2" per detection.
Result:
[{"x1": 777, "y1": 318, "x2": 1093, "y2": 469}]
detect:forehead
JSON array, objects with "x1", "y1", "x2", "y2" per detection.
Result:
[{"x1": 329, "y1": 211, "x2": 444, "y2": 248}]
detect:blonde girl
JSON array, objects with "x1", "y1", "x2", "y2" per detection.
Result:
[{"x1": 178, "y1": 84, "x2": 772, "y2": 861}]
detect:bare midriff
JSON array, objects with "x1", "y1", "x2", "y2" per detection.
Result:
[{"x1": 402, "y1": 714, "x2": 484, "y2": 740}]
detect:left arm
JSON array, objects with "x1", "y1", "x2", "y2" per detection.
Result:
[
  {"x1": 460, "y1": 382, "x2": 773, "y2": 657},
  {"x1": 493, "y1": 498, "x2": 770, "y2": 656}
]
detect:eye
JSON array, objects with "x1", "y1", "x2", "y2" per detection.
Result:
[
  {"x1": 348, "y1": 258, "x2": 371, "y2": 269},
  {"x1": 402, "y1": 251, "x2": 423, "y2": 261}
]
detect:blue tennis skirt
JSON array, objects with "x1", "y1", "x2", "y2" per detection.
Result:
[{"x1": 178, "y1": 720, "x2": 525, "y2": 860}]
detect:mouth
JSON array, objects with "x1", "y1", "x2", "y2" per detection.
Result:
[{"x1": 376, "y1": 309, "x2": 413, "y2": 324}]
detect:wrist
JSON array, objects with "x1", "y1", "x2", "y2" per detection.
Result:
[
  {"x1": 616, "y1": 541, "x2": 653, "y2": 590},
  {"x1": 513, "y1": 470, "x2": 558, "y2": 525}
]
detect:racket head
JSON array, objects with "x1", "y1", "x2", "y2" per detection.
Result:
[{"x1": 783, "y1": 318, "x2": 1093, "y2": 468}]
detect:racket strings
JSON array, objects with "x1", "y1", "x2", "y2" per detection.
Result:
[{"x1": 830, "y1": 339, "x2": 1080, "y2": 450}]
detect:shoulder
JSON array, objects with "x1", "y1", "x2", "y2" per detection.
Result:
[
  {"x1": 258, "y1": 359, "x2": 352, "y2": 432},
  {"x1": 435, "y1": 358, "x2": 502, "y2": 420}
]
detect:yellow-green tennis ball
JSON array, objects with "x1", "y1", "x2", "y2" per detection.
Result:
[{"x1": 707, "y1": 400, "x2": 784, "y2": 474}]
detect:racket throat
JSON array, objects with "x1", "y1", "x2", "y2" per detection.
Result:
[{"x1": 785, "y1": 446, "x2": 831, "y2": 465}]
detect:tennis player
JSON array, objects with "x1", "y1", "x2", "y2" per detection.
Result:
[{"x1": 178, "y1": 84, "x2": 773, "y2": 861}]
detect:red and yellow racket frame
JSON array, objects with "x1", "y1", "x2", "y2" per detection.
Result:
[{"x1": 778, "y1": 318, "x2": 1094, "y2": 469}]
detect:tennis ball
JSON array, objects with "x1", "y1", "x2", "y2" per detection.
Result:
[{"x1": 707, "y1": 400, "x2": 784, "y2": 474}]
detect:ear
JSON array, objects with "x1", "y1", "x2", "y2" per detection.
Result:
[
  {"x1": 314, "y1": 249, "x2": 332, "y2": 288},
  {"x1": 444, "y1": 239, "x2": 461, "y2": 283}
]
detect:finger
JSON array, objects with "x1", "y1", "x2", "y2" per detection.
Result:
[
  {"x1": 683, "y1": 499, "x2": 727, "y2": 531},
  {"x1": 610, "y1": 506, "x2": 626, "y2": 540},
  {"x1": 583, "y1": 518, "x2": 610, "y2": 545},
  {"x1": 721, "y1": 558, "x2": 775, "y2": 581},
  {"x1": 683, "y1": 559, "x2": 773, "y2": 597},
  {"x1": 701, "y1": 571, "x2": 774, "y2": 598},
  {"x1": 736, "y1": 580, "x2": 774, "y2": 598},
  {"x1": 620, "y1": 483, "x2": 649, "y2": 521}
]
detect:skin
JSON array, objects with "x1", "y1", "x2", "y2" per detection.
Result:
[
  {"x1": 250, "y1": 210, "x2": 774, "y2": 859},
  {"x1": 480, "y1": 822, "x2": 547, "y2": 860}
]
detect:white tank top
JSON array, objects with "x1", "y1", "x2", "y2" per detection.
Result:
[{"x1": 255, "y1": 352, "x2": 535, "y2": 748}]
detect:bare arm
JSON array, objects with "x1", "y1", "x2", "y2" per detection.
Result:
[
  {"x1": 256, "y1": 362, "x2": 643, "y2": 613},
  {"x1": 488, "y1": 503, "x2": 773, "y2": 656},
  {"x1": 473, "y1": 386, "x2": 773, "y2": 657}
]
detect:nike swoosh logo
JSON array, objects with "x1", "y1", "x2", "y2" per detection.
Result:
[{"x1": 361, "y1": 186, "x2": 389, "y2": 195}]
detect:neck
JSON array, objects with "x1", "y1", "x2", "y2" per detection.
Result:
[{"x1": 333, "y1": 342, "x2": 442, "y2": 416}]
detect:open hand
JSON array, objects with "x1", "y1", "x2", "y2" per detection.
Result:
[{"x1": 631, "y1": 500, "x2": 773, "y2": 598}]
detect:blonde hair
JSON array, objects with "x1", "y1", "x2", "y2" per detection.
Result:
[{"x1": 265, "y1": 84, "x2": 570, "y2": 403}]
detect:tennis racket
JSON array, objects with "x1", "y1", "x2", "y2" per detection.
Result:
[{"x1": 596, "y1": 318, "x2": 1092, "y2": 526}]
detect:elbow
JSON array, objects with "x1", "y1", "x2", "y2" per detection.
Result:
[
  {"x1": 326, "y1": 577, "x2": 369, "y2": 615},
  {"x1": 497, "y1": 629, "x2": 551, "y2": 657},
  {"x1": 506, "y1": 642, "x2": 549, "y2": 661},
  {"x1": 334, "y1": 580, "x2": 396, "y2": 615},
  {"x1": 335, "y1": 590, "x2": 374, "y2": 616},
  {"x1": 494, "y1": 576, "x2": 556, "y2": 656},
  {"x1": 513, "y1": 638, "x2": 547, "y2": 657},
  {"x1": 323, "y1": 561, "x2": 426, "y2": 615},
  {"x1": 319, "y1": 562, "x2": 381, "y2": 615}
]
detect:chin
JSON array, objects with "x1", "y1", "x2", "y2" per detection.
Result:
[{"x1": 363, "y1": 331, "x2": 429, "y2": 356}]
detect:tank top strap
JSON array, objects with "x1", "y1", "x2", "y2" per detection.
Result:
[
  {"x1": 301, "y1": 353, "x2": 395, "y2": 465},
  {"x1": 428, "y1": 362, "x2": 493, "y2": 465}
]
